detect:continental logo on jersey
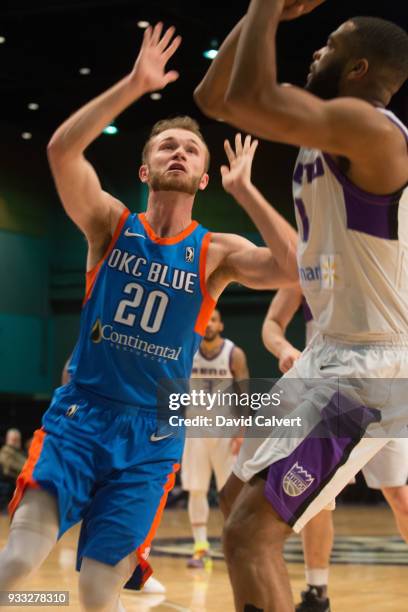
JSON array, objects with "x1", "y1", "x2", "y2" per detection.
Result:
[
  {"x1": 282, "y1": 462, "x2": 315, "y2": 497},
  {"x1": 91, "y1": 318, "x2": 103, "y2": 343},
  {"x1": 90, "y1": 319, "x2": 182, "y2": 362},
  {"x1": 185, "y1": 246, "x2": 194, "y2": 263}
]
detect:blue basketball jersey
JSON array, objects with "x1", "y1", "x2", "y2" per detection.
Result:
[{"x1": 68, "y1": 210, "x2": 215, "y2": 409}]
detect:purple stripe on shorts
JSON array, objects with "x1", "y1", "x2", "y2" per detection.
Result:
[
  {"x1": 264, "y1": 392, "x2": 381, "y2": 526},
  {"x1": 302, "y1": 298, "x2": 313, "y2": 323},
  {"x1": 323, "y1": 154, "x2": 401, "y2": 240}
]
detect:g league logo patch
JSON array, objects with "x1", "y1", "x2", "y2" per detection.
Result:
[
  {"x1": 282, "y1": 462, "x2": 315, "y2": 497},
  {"x1": 185, "y1": 246, "x2": 195, "y2": 263}
]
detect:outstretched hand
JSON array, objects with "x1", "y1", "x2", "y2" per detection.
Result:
[
  {"x1": 221, "y1": 134, "x2": 259, "y2": 198},
  {"x1": 280, "y1": 0, "x2": 326, "y2": 21},
  {"x1": 130, "y1": 22, "x2": 182, "y2": 93}
]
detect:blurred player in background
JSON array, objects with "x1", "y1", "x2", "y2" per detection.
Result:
[{"x1": 182, "y1": 308, "x2": 248, "y2": 568}]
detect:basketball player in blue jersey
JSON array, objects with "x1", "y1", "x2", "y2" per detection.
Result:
[
  {"x1": 0, "y1": 23, "x2": 298, "y2": 611},
  {"x1": 264, "y1": 287, "x2": 408, "y2": 612},
  {"x1": 196, "y1": 1, "x2": 408, "y2": 609}
]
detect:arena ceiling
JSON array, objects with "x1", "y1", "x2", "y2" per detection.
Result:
[{"x1": 0, "y1": 0, "x2": 407, "y2": 147}]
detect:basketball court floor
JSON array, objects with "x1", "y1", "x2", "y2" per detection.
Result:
[{"x1": 1, "y1": 505, "x2": 406, "y2": 611}]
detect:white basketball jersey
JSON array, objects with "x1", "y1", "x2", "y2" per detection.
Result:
[
  {"x1": 293, "y1": 109, "x2": 408, "y2": 342},
  {"x1": 191, "y1": 338, "x2": 235, "y2": 380}
]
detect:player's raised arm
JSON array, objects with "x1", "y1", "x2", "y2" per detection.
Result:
[
  {"x1": 47, "y1": 23, "x2": 181, "y2": 247},
  {"x1": 219, "y1": 133, "x2": 298, "y2": 286},
  {"x1": 262, "y1": 287, "x2": 302, "y2": 373},
  {"x1": 194, "y1": 17, "x2": 245, "y2": 118},
  {"x1": 211, "y1": 0, "x2": 408, "y2": 193}
]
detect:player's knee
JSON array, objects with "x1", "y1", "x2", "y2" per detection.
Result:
[
  {"x1": 78, "y1": 574, "x2": 113, "y2": 611},
  {"x1": 223, "y1": 515, "x2": 245, "y2": 562},
  {"x1": 387, "y1": 487, "x2": 408, "y2": 517},
  {"x1": 0, "y1": 549, "x2": 36, "y2": 584}
]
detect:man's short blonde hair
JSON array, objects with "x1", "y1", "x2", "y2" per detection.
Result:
[{"x1": 142, "y1": 116, "x2": 210, "y2": 172}]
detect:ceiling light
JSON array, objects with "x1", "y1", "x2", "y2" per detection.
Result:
[
  {"x1": 103, "y1": 124, "x2": 118, "y2": 135},
  {"x1": 79, "y1": 67, "x2": 91, "y2": 75},
  {"x1": 0, "y1": 36, "x2": 5, "y2": 44},
  {"x1": 203, "y1": 49, "x2": 218, "y2": 60},
  {"x1": 28, "y1": 103, "x2": 39, "y2": 110},
  {"x1": 150, "y1": 92, "x2": 162, "y2": 101},
  {"x1": 22, "y1": 132, "x2": 32, "y2": 140},
  {"x1": 137, "y1": 21, "x2": 150, "y2": 29}
]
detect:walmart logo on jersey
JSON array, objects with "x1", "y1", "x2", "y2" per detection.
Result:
[{"x1": 299, "y1": 254, "x2": 345, "y2": 289}]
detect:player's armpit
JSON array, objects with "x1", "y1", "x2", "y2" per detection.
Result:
[{"x1": 47, "y1": 151, "x2": 126, "y2": 244}]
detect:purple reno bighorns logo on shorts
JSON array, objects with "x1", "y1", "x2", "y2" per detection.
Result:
[{"x1": 282, "y1": 462, "x2": 315, "y2": 497}]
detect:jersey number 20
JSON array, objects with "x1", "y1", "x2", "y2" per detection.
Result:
[{"x1": 114, "y1": 282, "x2": 169, "y2": 333}]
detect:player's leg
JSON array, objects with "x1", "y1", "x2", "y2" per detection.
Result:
[
  {"x1": 0, "y1": 488, "x2": 59, "y2": 589},
  {"x1": 297, "y1": 509, "x2": 333, "y2": 612},
  {"x1": 218, "y1": 472, "x2": 245, "y2": 518},
  {"x1": 223, "y1": 476, "x2": 293, "y2": 612},
  {"x1": 181, "y1": 437, "x2": 212, "y2": 567},
  {"x1": 79, "y1": 554, "x2": 136, "y2": 612},
  {"x1": 224, "y1": 426, "x2": 389, "y2": 610},
  {"x1": 361, "y1": 439, "x2": 408, "y2": 543},
  {"x1": 382, "y1": 485, "x2": 408, "y2": 542}
]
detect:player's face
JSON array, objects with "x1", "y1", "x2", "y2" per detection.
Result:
[
  {"x1": 305, "y1": 22, "x2": 355, "y2": 100},
  {"x1": 204, "y1": 311, "x2": 223, "y2": 341},
  {"x1": 143, "y1": 129, "x2": 209, "y2": 195}
]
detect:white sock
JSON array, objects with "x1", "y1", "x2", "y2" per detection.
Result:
[
  {"x1": 192, "y1": 525, "x2": 208, "y2": 548},
  {"x1": 305, "y1": 568, "x2": 329, "y2": 587}
]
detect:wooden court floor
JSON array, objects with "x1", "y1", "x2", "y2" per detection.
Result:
[{"x1": 0, "y1": 505, "x2": 407, "y2": 611}]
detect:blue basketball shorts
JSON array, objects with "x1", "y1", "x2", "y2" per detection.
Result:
[{"x1": 9, "y1": 382, "x2": 183, "y2": 586}]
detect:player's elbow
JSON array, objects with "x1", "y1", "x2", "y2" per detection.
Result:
[{"x1": 194, "y1": 85, "x2": 228, "y2": 123}]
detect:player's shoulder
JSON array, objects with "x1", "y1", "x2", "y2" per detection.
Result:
[{"x1": 209, "y1": 232, "x2": 256, "y2": 253}]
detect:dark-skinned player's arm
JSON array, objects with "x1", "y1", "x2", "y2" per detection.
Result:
[
  {"x1": 194, "y1": 17, "x2": 245, "y2": 116},
  {"x1": 194, "y1": 2, "x2": 310, "y2": 117},
  {"x1": 204, "y1": 0, "x2": 407, "y2": 192},
  {"x1": 217, "y1": 134, "x2": 299, "y2": 289},
  {"x1": 47, "y1": 23, "x2": 181, "y2": 250},
  {"x1": 262, "y1": 287, "x2": 303, "y2": 373}
]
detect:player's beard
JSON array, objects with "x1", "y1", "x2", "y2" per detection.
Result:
[
  {"x1": 149, "y1": 170, "x2": 202, "y2": 196},
  {"x1": 305, "y1": 58, "x2": 344, "y2": 100},
  {"x1": 204, "y1": 329, "x2": 218, "y2": 342}
]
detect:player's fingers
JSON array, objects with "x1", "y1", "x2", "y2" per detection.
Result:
[
  {"x1": 220, "y1": 165, "x2": 229, "y2": 177},
  {"x1": 235, "y1": 133, "x2": 243, "y2": 156},
  {"x1": 249, "y1": 139, "x2": 259, "y2": 157},
  {"x1": 243, "y1": 134, "x2": 252, "y2": 153},
  {"x1": 142, "y1": 25, "x2": 152, "y2": 44},
  {"x1": 224, "y1": 139, "x2": 235, "y2": 164},
  {"x1": 164, "y1": 70, "x2": 179, "y2": 85},
  {"x1": 163, "y1": 35, "x2": 182, "y2": 61},
  {"x1": 158, "y1": 25, "x2": 176, "y2": 51},
  {"x1": 151, "y1": 22, "x2": 163, "y2": 45}
]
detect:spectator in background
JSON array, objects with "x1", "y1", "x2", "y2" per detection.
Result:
[{"x1": 0, "y1": 429, "x2": 27, "y2": 511}]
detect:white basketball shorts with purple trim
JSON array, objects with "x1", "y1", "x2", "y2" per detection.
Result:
[{"x1": 233, "y1": 333, "x2": 408, "y2": 533}]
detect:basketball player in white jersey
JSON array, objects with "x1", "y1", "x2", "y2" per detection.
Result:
[
  {"x1": 264, "y1": 287, "x2": 408, "y2": 612},
  {"x1": 182, "y1": 308, "x2": 249, "y2": 568},
  {"x1": 196, "y1": 1, "x2": 408, "y2": 609}
]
